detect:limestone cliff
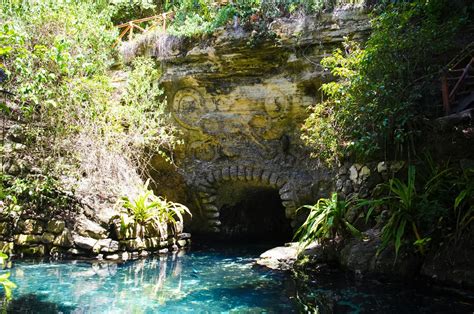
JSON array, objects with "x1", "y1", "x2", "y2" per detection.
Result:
[{"x1": 146, "y1": 8, "x2": 371, "y2": 235}]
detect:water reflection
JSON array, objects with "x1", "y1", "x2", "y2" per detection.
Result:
[
  {"x1": 7, "y1": 249, "x2": 297, "y2": 313},
  {"x1": 4, "y1": 247, "x2": 474, "y2": 313}
]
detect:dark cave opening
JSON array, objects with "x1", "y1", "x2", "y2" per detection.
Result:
[{"x1": 218, "y1": 186, "x2": 293, "y2": 243}]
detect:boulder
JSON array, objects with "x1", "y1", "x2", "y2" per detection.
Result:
[
  {"x1": 349, "y1": 165, "x2": 358, "y2": 183},
  {"x1": 120, "y1": 238, "x2": 145, "y2": 251},
  {"x1": 114, "y1": 221, "x2": 142, "y2": 240},
  {"x1": 177, "y1": 240, "x2": 187, "y2": 247},
  {"x1": 47, "y1": 220, "x2": 65, "y2": 234},
  {"x1": 18, "y1": 245, "x2": 45, "y2": 257},
  {"x1": 106, "y1": 254, "x2": 120, "y2": 260},
  {"x1": 73, "y1": 235, "x2": 97, "y2": 251},
  {"x1": 377, "y1": 161, "x2": 387, "y2": 173},
  {"x1": 17, "y1": 219, "x2": 44, "y2": 234},
  {"x1": 256, "y1": 243, "x2": 299, "y2": 270},
  {"x1": 93, "y1": 238, "x2": 119, "y2": 253},
  {"x1": 340, "y1": 229, "x2": 421, "y2": 279},
  {"x1": 53, "y1": 229, "x2": 74, "y2": 248},
  {"x1": 41, "y1": 232, "x2": 55, "y2": 244},
  {"x1": 421, "y1": 228, "x2": 474, "y2": 287},
  {"x1": 121, "y1": 252, "x2": 129, "y2": 260},
  {"x1": 144, "y1": 237, "x2": 167, "y2": 250},
  {"x1": 0, "y1": 241, "x2": 14, "y2": 255},
  {"x1": 177, "y1": 233, "x2": 191, "y2": 240},
  {"x1": 14, "y1": 234, "x2": 42, "y2": 245},
  {"x1": 67, "y1": 248, "x2": 84, "y2": 256},
  {"x1": 0, "y1": 222, "x2": 11, "y2": 236},
  {"x1": 144, "y1": 221, "x2": 163, "y2": 238},
  {"x1": 359, "y1": 166, "x2": 371, "y2": 181},
  {"x1": 390, "y1": 161, "x2": 405, "y2": 173},
  {"x1": 75, "y1": 215, "x2": 107, "y2": 239}
]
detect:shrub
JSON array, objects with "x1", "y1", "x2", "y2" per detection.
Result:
[
  {"x1": 0, "y1": 252, "x2": 16, "y2": 301},
  {"x1": 1, "y1": 2, "x2": 181, "y2": 212},
  {"x1": 0, "y1": 174, "x2": 74, "y2": 216},
  {"x1": 360, "y1": 164, "x2": 451, "y2": 257},
  {"x1": 302, "y1": 1, "x2": 472, "y2": 164},
  {"x1": 294, "y1": 192, "x2": 360, "y2": 251},
  {"x1": 118, "y1": 180, "x2": 191, "y2": 239}
]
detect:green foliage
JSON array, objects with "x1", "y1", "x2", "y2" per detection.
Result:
[
  {"x1": 164, "y1": 0, "x2": 364, "y2": 37},
  {"x1": 0, "y1": 1, "x2": 117, "y2": 161},
  {"x1": 0, "y1": 252, "x2": 16, "y2": 301},
  {"x1": 0, "y1": 173, "x2": 74, "y2": 216},
  {"x1": 302, "y1": 1, "x2": 472, "y2": 163},
  {"x1": 120, "y1": 57, "x2": 182, "y2": 166},
  {"x1": 109, "y1": 0, "x2": 157, "y2": 24},
  {"x1": 360, "y1": 164, "x2": 451, "y2": 257},
  {"x1": 1, "y1": 2, "x2": 181, "y2": 196},
  {"x1": 294, "y1": 192, "x2": 360, "y2": 251},
  {"x1": 118, "y1": 179, "x2": 191, "y2": 238},
  {"x1": 452, "y1": 167, "x2": 474, "y2": 241}
]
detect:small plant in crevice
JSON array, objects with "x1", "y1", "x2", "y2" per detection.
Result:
[
  {"x1": 294, "y1": 192, "x2": 360, "y2": 252},
  {"x1": 117, "y1": 179, "x2": 191, "y2": 239}
]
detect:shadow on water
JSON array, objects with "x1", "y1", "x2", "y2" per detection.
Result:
[
  {"x1": 293, "y1": 265, "x2": 474, "y2": 314},
  {"x1": 5, "y1": 294, "x2": 76, "y2": 314}
]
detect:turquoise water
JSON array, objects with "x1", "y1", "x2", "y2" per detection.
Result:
[
  {"x1": 5, "y1": 245, "x2": 297, "y2": 313},
  {"x1": 2, "y1": 244, "x2": 474, "y2": 313}
]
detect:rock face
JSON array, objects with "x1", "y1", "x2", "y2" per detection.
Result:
[
  {"x1": 339, "y1": 229, "x2": 421, "y2": 279},
  {"x1": 0, "y1": 210, "x2": 191, "y2": 259},
  {"x1": 150, "y1": 9, "x2": 371, "y2": 236}
]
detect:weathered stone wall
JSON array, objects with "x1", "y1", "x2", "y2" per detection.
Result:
[
  {"x1": 151, "y1": 8, "x2": 371, "y2": 235},
  {"x1": 0, "y1": 209, "x2": 190, "y2": 260}
]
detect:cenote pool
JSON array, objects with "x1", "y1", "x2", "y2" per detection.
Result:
[{"x1": 2, "y1": 244, "x2": 474, "y2": 313}]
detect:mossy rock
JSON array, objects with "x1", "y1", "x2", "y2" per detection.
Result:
[
  {"x1": 144, "y1": 237, "x2": 167, "y2": 250},
  {"x1": 41, "y1": 232, "x2": 55, "y2": 244},
  {"x1": 18, "y1": 245, "x2": 45, "y2": 257},
  {"x1": 17, "y1": 219, "x2": 44, "y2": 235},
  {"x1": 0, "y1": 241, "x2": 14, "y2": 255},
  {"x1": 47, "y1": 220, "x2": 65, "y2": 234},
  {"x1": 14, "y1": 234, "x2": 42, "y2": 245},
  {"x1": 0, "y1": 222, "x2": 12, "y2": 236},
  {"x1": 120, "y1": 238, "x2": 145, "y2": 251},
  {"x1": 53, "y1": 229, "x2": 74, "y2": 248}
]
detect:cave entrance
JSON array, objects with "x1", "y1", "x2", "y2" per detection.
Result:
[{"x1": 217, "y1": 185, "x2": 292, "y2": 243}]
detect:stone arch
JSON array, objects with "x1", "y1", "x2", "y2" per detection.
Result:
[{"x1": 194, "y1": 165, "x2": 299, "y2": 233}]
